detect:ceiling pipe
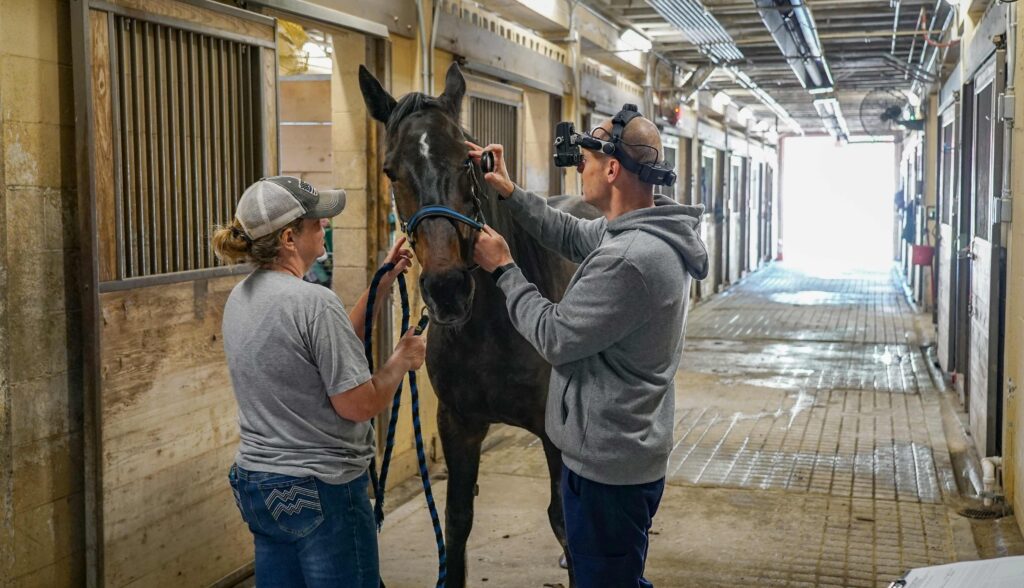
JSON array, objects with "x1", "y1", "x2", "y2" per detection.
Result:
[{"x1": 891, "y1": 0, "x2": 901, "y2": 55}]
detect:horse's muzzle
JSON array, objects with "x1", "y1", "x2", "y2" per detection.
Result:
[{"x1": 420, "y1": 269, "x2": 475, "y2": 327}]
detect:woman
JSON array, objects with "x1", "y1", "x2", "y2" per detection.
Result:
[{"x1": 212, "y1": 176, "x2": 425, "y2": 587}]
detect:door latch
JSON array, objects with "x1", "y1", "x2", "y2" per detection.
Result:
[{"x1": 993, "y1": 196, "x2": 1013, "y2": 224}]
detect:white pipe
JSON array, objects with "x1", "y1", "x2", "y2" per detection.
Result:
[
  {"x1": 981, "y1": 456, "x2": 1003, "y2": 507},
  {"x1": 416, "y1": 0, "x2": 430, "y2": 93}
]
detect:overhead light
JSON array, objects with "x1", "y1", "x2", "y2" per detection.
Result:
[
  {"x1": 618, "y1": 29, "x2": 652, "y2": 53},
  {"x1": 905, "y1": 91, "x2": 922, "y2": 108},
  {"x1": 738, "y1": 107, "x2": 754, "y2": 122},
  {"x1": 813, "y1": 97, "x2": 850, "y2": 142},
  {"x1": 753, "y1": 119, "x2": 772, "y2": 133},
  {"x1": 713, "y1": 91, "x2": 732, "y2": 110}
]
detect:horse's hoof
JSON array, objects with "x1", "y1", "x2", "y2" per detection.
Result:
[{"x1": 559, "y1": 553, "x2": 568, "y2": 569}]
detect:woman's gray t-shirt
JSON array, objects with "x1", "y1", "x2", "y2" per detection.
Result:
[{"x1": 222, "y1": 269, "x2": 373, "y2": 485}]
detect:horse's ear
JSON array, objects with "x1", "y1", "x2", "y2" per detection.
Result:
[
  {"x1": 359, "y1": 65, "x2": 396, "y2": 124},
  {"x1": 440, "y1": 62, "x2": 466, "y2": 119}
]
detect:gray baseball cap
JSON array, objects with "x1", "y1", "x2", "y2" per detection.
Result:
[{"x1": 235, "y1": 176, "x2": 346, "y2": 239}]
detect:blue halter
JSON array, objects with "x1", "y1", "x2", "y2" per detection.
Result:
[{"x1": 403, "y1": 205, "x2": 484, "y2": 235}]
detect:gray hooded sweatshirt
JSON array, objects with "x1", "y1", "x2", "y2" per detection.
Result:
[{"x1": 496, "y1": 187, "x2": 709, "y2": 485}]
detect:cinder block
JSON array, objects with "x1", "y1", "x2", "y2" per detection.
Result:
[
  {"x1": 12, "y1": 432, "x2": 83, "y2": 513},
  {"x1": 1, "y1": 57, "x2": 73, "y2": 125},
  {"x1": 8, "y1": 248, "x2": 66, "y2": 312},
  {"x1": 330, "y1": 113, "x2": 367, "y2": 154},
  {"x1": 0, "y1": 0, "x2": 72, "y2": 64},
  {"x1": 3, "y1": 121, "x2": 75, "y2": 189},
  {"x1": 7, "y1": 306, "x2": 51, "y2": 383},
  {"x1": 333, "y1": 74, "x2": 370, "y2": 117},
  {"x1": 11, "y1": 373, "x2": 79, "y2": 447},
  {"x1": 333, "y1": 228, "x2": 368, "y2": 268},
  {"x1": 11, "y1": 492, "x2": 84, "y2": 578},
  {"x1": 44, "y1": 189, "x2": 78, "y2": 252},
  {"x1": 333, "y1": 150, "x2": 367, "y2": 191},
  {"x1": 10, "y1": 551, "x2": 85, "y2": 588},
  {"x1": 6, "y1": 188, "x2": 48, "y2": 254},
  {"x1": 332, "y1": 266, "x2": 368, "y2": 308},
  {"x1": 333, "y1": 188, "x2": 367, "y2": 230}
]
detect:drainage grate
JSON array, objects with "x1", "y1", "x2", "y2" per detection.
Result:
[{"x1": 958, "y1": 507, "x2": 1004, "y2": 520}]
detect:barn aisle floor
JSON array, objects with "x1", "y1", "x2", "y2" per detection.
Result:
[{"x1": 377, "y1": 263, "x2": 1023, "y2": 587}]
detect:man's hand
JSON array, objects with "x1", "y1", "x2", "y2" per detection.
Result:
[
  {"x1": 381, "y1": 236, "x2": 414, "y2": 285},
  {"x1": 466, "y1": 141, "x2": 515, "y2": 199},
  {"x1": 474, "y1": 225, "x2": 514, "y2": 272},
  {"x1": 393, "y1": 327, "x2": 426, "y2": 371}
]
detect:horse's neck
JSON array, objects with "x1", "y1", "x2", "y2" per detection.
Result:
[{"x1": 478, "y1": 184, "x2": 565, "y2": 301}]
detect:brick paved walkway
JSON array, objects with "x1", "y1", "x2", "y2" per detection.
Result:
[{"x1": 378, "y1": 264, "x2": 984, "y2": 587}]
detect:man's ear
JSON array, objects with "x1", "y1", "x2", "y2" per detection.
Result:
[{"x1": 606, "y1": 158, "x2": 621, "y2": 183}]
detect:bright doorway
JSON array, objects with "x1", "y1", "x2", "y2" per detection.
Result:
[{"x1": 781, "y1": 137, "x2": 896, "y2": 274}]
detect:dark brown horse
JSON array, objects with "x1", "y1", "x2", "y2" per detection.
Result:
[{"x1": 359, "y1": 63, "x2": 596, "y2": 587}]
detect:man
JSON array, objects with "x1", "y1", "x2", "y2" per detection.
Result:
[
  {"x1": 467, "y1": 111, "x2": 708, "y2": 587},
  {"x1": 213, "y1": 176, "x2": 425, "y2": 587}
]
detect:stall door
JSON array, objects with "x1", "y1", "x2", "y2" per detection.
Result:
[
  {"x1": 937, "y1": 107, "x2": 957, "y2": 372},
  {"x1": 763, "y1": 165, "x2": 774, "y2": 262},
  {"x1": 701, "y1": 147, "x2": 724, "y2": 296},
  {"x1": 72, "y1": 1, "x2": 278, "y2": 584},
  {"x1": 968, "y1": 53, "x2": 1007, "y2": 457},
  {"x1": 727, "y1": 155, "x2": 745, "y2": 285},
  {"x1": 748, "y1": 162, "x2": 762, "y2": 272}
]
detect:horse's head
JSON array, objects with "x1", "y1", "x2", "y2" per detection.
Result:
[{"x1": 359, "y1": 63, "x2": 483, "y2": 327}]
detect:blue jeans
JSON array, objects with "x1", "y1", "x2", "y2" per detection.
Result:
[
  {"x1": 561, "y1": 465, "x2": 665, "y2": 588},
  {"x1": 228, "y1": 464, "x2": 379, "y2": 588}
]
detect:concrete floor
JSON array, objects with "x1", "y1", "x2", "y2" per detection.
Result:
[{"x1": 376, "y1": 263, "x2": 1024, "y2": 587}]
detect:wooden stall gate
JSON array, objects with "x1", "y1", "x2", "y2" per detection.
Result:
[
  {"x1": 71, "y1": 0, "x2": 278, "y2": 584},
  {"x1": 968, "y1": 51, "x2": 1008, "y2": 458}
]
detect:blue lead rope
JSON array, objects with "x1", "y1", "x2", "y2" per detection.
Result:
[{"x1": 364, "y1": 262, "x2": 447, "y2": 587}]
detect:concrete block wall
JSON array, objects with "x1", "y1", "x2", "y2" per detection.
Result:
[
  {"x1": 330, "y1": 29, "x2": 370, "y2": 308},
  {"x1": 0, "y1": 0, "x2": 85, "y2": 585}
]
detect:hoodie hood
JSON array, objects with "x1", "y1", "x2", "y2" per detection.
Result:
[{"x1": 606, "y1": 195, "x2": 709, "y2": 279}]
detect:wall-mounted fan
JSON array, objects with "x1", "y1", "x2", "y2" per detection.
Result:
[{"x1": 859, "y1": 88, "x2": 926, "y2": 135}]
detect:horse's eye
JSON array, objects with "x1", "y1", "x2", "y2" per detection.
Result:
[{"x1": 383, "y1": 167, "x2": 397, "y2": 181}]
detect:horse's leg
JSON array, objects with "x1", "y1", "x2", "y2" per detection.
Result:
[
  {"x1": 438, "y1": 405, "x2": 489, "y2": 588},
  {"x1": 541, "y1": 435, "x2": 574, "y2": 588}
]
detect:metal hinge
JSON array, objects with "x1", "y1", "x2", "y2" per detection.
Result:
[
  {"x1": 999, "y1": 92, "x2": 1016, "y2": 122},
  {"x1": 993, "y1": 196, "x2": 1013, "y2": 223}
]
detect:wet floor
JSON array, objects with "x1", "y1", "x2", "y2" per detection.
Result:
[{"x1": 376, "y1": 264, "x2": 1023, "y2": 587}]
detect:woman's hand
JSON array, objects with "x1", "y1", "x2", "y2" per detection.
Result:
[{"x1": 381, "y1": 237, "x2": 414, "y2": 285}]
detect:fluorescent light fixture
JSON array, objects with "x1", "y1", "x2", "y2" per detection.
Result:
[
  {"x1": 713, "y1": 91, "x2": 732, "y2": 110},
  {"x1": 813, "y1": 97, "x2": 849, "y2": 142},
  {"x1": 618, "y1": 29, "x2": 653, "y2": 53}
]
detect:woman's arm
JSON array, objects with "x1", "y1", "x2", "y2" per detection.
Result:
[{"x1": 348, "y1": 237, "x2": 413, "y2": 340}]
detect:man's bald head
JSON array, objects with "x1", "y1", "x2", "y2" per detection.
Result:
[{"x1": 595, "y1": 116, "x2": 664, "y2": 166}]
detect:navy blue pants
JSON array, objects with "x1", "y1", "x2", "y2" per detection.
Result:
[
  {"x1": 561, "y1": 465, "x2": 665, "y2": 588},
  {"x1": 228, "y1": 464, "x2": 379, "y2": 588}
]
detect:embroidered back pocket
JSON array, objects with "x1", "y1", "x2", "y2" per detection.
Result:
[{"x1": 258, "y1": 476, "x2": 325, "y2": 537}]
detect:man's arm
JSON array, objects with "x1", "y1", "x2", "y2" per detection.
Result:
[
  {"x1": 502, "y1": 187, "x2": 606, "y2": 263},
  {"x1": 466, "y1": 141, "x2": 604, "y2": 262},
  {"x1": 495, "y1": 255, "x2": 652, "y2": 366}
]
